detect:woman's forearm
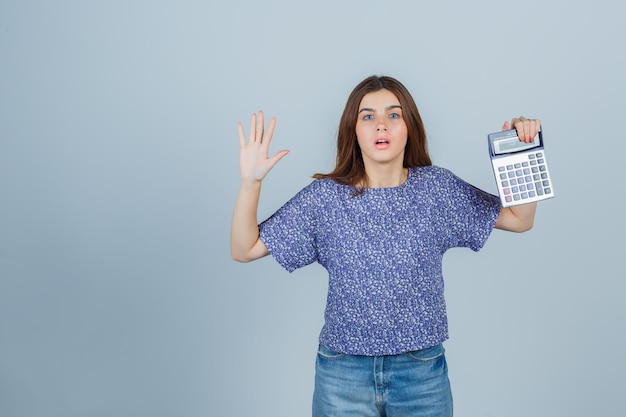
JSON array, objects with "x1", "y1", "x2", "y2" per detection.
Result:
[
  {"x1": 496, "y1": 201, "x2": 537, "y2": 233},
  {"x1": 230, "y1": 180, "x2": 266, "y2": 262}
]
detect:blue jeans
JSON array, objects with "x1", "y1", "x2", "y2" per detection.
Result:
[{"x1": 312, "y1": 344, "x2": 453, "y2": 417}]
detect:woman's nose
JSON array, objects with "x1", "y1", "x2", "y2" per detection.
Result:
[{"x1": 377, "y1": 120, "x2": 387, "y2": 131}]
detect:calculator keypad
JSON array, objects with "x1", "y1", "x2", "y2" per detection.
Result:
[{"x1": 494, "y1": 151, "x2": 553, "y2": 206}]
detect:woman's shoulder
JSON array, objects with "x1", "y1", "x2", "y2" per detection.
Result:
[
  {"x1": 305, "y1": 176, "x2": 344, "y2": 191},
  {"x1": 409, "y1": 165, "x2": 456, "y2": 180},
  {"x1": 407, "y1": 166, "x2": 470, "y2": 195},
  {"x1": 294, "y1": 177, "x2": 349, "y2": 200}
]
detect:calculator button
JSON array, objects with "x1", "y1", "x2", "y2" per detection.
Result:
[
  {"x1": 512, "y1": 186, "x2": 519, "y2": 193},
  {"x1": 508, "y1": 172, "x2": 515, "y2": 179},
  {"x1": 525, "y1": 176, "x2": 532, "y2": 183},
  {"x1": 536, "y1": 152, "x2": 543, "y2": 158},
  {"x1": 501, "y1": 180, "x2": 509, "y2": 187},
  {"x1": 537, "y1": 159, "x2": 544, "y2": 164},
  {"x1": 506, "y1": 165, "x2": 514, "y2": 170},
  {"x1": 515, "y1": 170, "x2": 523, "y2": 176},
  {"x1": 521, "y1": 192, "x2": 528, "y2": 199},
  {"x1": 505, "y1": 195, "x2": 512, "y2": 203},
  {"x1": 519, "y1": 184, "x2": 527, "y2": 192},
  {"x1": 539, "y1": 165, "x2": 546, "y2": 172},
  {"x1": 533, "y1": 174, "x2": 540, "y2": 181},
  {"x1": 535, "y1": 184, "x2": 544, "y2": 195},
  {"x1": 498, "y1": 166, "x2": 505, "y2": 172},
  {"x1": 514, "y1": 163, "x2": 521, "y2": 169},
  {"x1": 528, "y1": 154, "x2": 536, "y2": 160},
  {"x1": 500, "y1": 173, "x2": 507, "y2": 180},
  {"x1": 503, "y1": 188, "x2": 511, "y2": 195},
  {"x1": 513, "y1": 194, "x2": 521, "y2": 201},
  {"x1": 532, "y1": 167, "x2": 539, "y2": 173},
  {"x1": 510, "y1": 178, "x2": 517, "y2": 185},
  {"x1": 544, "y1": 187, "x2": 551, "y2": 194},
  {"x1": 529, "y1": 191, "x2": 536, "y2": 198},
  {"x1": 522, "y1": 162, "x2": 529, "y2": 167},
  {"x1": 530, "y1": 160, "x2": 537, "y2": 166}
]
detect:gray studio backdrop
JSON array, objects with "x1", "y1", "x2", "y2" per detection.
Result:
[{"x1": 1, "y1": 1, "x2": 624, "y2": 416}]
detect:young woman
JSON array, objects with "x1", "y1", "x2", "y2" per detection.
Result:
[{"x1": 231, "y1": 75, "x2": 540, "y2": 417}]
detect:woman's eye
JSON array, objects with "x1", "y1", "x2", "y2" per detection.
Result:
[
  {"x1": 363, "y1": 114, "x2": 374, "y2": 120},
  {"x1": 389, "y1": 113, "x2": 400, "y2": 119}
]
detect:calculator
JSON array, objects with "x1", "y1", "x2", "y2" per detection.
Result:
[{"x1": 488, "y1": 127, "x2": 554, "y2": 207}]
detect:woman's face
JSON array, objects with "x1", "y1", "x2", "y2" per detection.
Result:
[{"x1": 355, "y1": 89, "x2": 408, "y2": 168}]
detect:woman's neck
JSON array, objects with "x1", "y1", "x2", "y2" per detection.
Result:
[{"x1": 363, "y1": 165, "x2": 409, "y2": 188}]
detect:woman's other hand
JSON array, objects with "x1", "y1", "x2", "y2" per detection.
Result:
[{"x1": 238, "y1": 111, "x2": 289, "y2": 184}]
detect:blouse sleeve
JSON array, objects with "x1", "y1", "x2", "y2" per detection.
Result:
[
  {"x1": 441, "y1": 169, "x2": 502, "y2": 252},
  {"x1": 258, "y1": 181, "x2": 321, "y2": 272}
]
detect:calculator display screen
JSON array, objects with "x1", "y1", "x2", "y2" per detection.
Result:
[
  {"x1": 499, "y1": 139, "x2": 536, "y2": 152},
  {"x1": 491, "y1": 134, "x2": 540, "y2": 156}
]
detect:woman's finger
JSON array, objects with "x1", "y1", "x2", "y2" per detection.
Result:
[
  {"x1": 513, "y1": 116, "x2": 530, "y2": 142},
  {"x1": 267, "y1": 149, "x2": 290, "y2": 169},
  {"x1": 261, "y1": 117, "x2": 277, "y2": 149},
  {"x1": 530, "y1": 119, "x2": 541, "y2": 139},
  {"x1": 255, "y1": 111, "x2": 264, "y2": 143},
  {"x1": 248, "y1": 113, "x2": 256, "y2": 143},
  {"x1": 238, "y1": 122, "x2": 246, "y2": 147}
]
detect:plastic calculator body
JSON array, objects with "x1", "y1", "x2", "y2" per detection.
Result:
[{"x1": 488, "y1": 128, "x2": 554, "y2": 207}]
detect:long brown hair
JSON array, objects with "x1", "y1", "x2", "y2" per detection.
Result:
[{"x1": 313, "y1": 75, "x2": 431, "y2": 189}]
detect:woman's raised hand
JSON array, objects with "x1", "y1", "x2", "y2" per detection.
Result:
[
  {"x1": 238, "y1": 111, "x2": 289, "y2": 184},
  {"x1": 502, "y1": 116, "x2": 542, "y2": 143}
]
